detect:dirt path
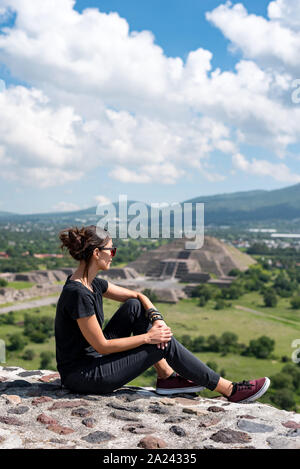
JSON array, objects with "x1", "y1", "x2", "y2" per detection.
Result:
[
  {"x1": 0, "y1": 295, "x2": 59, "y2": 314},
  {"x1": 235, "y1": 304, "x2": 300, "y2": 327}
]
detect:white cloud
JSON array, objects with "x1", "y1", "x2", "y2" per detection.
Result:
[
  {"x1": 206, "y1": 1, "x2": 300, "y2": 73},
  {"x1": 109, "y1": 163, "x2": 185, "y2": 185},
  {"x1": 94, "y1": 195, "x2": 111, "y2": 206},
  {"x1": 52, "y1": 201, "x2": 81, "y2": 212},
  {"x1": 0, "y1": 0, "x2": 299, "y2": 189},
  {"x1": 232, "y1": 153, "x2": 300, "y2": 183}
]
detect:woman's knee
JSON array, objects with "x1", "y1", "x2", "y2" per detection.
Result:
[{"x1": 123, "y1": 298, "x2": 142, "y2": 313}]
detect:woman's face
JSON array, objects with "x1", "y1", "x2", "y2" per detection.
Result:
[{"x1": 96, "y1": 238, "x2": 114, "y2": 271}]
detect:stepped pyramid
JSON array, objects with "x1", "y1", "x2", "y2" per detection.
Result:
[{"x1": 126, "y1": 236, "x2": 256, "y2": 280}]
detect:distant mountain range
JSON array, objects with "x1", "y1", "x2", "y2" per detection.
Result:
[{"x1": 1, "y1": 183, "x2": 300, "y2": 229}]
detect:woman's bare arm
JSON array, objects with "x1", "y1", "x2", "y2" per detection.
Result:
[
  {"x1": 103, "y1": 281, "x2": 161, "y2": 313},
  {"x1": 76, "y1": 314, "x2": 172, "y2": 355}
]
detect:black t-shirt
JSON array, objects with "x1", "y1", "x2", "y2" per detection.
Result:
[{"x1": 55, "y1": 274, "x2": 108, "y2": 379}]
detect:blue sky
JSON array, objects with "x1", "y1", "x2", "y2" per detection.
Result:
[{"x1": 0, "y1": 0, "x2": 299, "y2": 214}]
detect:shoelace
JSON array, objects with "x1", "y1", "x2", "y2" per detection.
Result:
[{"x1": 232, "y1": 380, "x2": 254, "y2": 391}]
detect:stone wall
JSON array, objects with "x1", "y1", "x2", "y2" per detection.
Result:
[{"x1": 0, "y1": 366, "x2": 299, "y2": 449}]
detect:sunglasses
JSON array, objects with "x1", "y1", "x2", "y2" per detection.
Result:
[{"x1": 98, "y1": 247, "x2": 117, "y2": 257}]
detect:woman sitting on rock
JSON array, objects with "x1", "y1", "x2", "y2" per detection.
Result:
[{"x1": 54, "y1": 225, "x2": 270, "y2": 402}]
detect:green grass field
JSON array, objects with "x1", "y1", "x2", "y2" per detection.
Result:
[
  {"x1": 1, "y1": 294, "x2": 299, "y2": 410},
  {"x1": 7, "y1": 281, "x2": 35, "y2": 289}
]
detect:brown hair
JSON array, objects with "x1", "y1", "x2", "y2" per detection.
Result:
[{"x1": 59, "y1": 225, "x2": 111, "y2": 281}]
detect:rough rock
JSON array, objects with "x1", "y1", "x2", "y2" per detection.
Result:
[{"x1": 0, "y1": 365, "x2": 300, "y2": 449}]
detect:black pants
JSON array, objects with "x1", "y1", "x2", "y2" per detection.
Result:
[{"x1": 63, "y1": 298, "x2": 221, "y2": 394}]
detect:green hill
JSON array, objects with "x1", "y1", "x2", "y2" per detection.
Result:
[{"x1": 1, "y1": 183, "x2": 300, "y2": 228}]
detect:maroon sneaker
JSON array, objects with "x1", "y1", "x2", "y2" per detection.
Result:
[
  {"x1": 226, "y1": 377, "x2": 271, "y2": 403},
  {"x1": 155, "y1": 373, "x2": 205, "y2": 395}
]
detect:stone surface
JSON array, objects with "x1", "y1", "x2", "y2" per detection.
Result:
[
  {"x1": 267, "y1": 436, "x2": 300, "y2": 449},
  {"x1": 237, "y1": 419, "x2": 274, "y2": 433},
  {"x1": 198, "y1": 415, "x2": 223, "y2": 428},
  {"x1": 46, "y1": 424, "x2": 75, "y2": 435},
  {"x1": 282, "y1": 421, "x2": 300, "y2": 429},
  {"x1": 37, "y1": 413, "x2": 58, "y2": 425},
  {"x1": 210, "y1": 429, "x2": 252, "y2": 444},
  {"x1": 169, "y1": 425, "x2": 186, "y2": 437},
  {"x1": 7, "y1": 406, "x2": 29, "y2": 415},
  {"x1": 122, "y1": 423, "x2": 155, "y2": 434},
  {"x1": 82, "y1": 418, "x2": 96, "y2": 428},
  {"x1": 137, "y1": 435, "x2": 167, "y2": 449},
  {"x1": 39, "y1": 373, "x2": 60, "y2": 383},
  {"x1": 1, "y1": 365, "x2": 300, "y2": 449},
  {"x1": 207, "y1": 406, "x2": 226, "y2": 413},
  {"x1": 81, "y1": 431, "x2": 115, "y2": 444},
  {"x1": 48, "y1": 400, "x2": 87, "y2": 410},
  {"x1": 0, "y1": 416, "x2": 23, "y2": 426},
  {"x1": 109, "y1": 411, "x2": 141, "y2": 422},
  {"x1": 1, "y1": 394, "x2": 22, "y2": 405},
  {"x1": 31, "y1": 396, "x2": 53, "y2": 405},
  {"x1": 71, "y1": 407, "x2": 91, "y2": 418}
]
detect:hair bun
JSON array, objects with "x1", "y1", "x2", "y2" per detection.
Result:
[{"x1": 58, "y1": 224, "x2": 111, "y2": 263}]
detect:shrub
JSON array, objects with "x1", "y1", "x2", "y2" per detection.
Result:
[
  {"x1": 263, "y1": 289, "x2": 278, "y2": 307},
  {"x1": 270, "y1": 388, "x2": 296, "y2": 411},
  {"x1": 221, "y1": 284, "x2": 243, "y2": 300},
  {"x1": 0, "y1": 311, "x2": 15, "y2": 325},
  {"x1": 290, "y1": 296, "x2": 300, "y2": 310},
  {"x1": 243, "y1": 335, "x2": 275, "y2": 359},
  {"x1": 191, "y1": 335, "x2": 206, "y2": 352},
  {"x1": 228, "y1": 269, "x2": 240, "y2": 277},
  {"x1": 22, "y1": 349, "x2": 36, "y2": 361},
  {"x1": 219, "y1": 331, "x2": 239, "y2": 354},
  {"x1": 206, "y1": 335, "x2": 220, "y2": 352},
  {"x1": 198, "y1": 296, "x2": 207, "y2": 307},
  {"x1": 281, "y1": 363, "x2": 300, "y2": 391},
  {"x1": 206, "y1": 361, "x2": 218, "y2": 372},
  {"x1": 7, "y1": 333, "x2": 27, "y2": 351},
  {"x1": 214, "y1": 298, "x2": 227, "y2": 310},
  {"x1": 179, "y1": 335, "x2": 193, "y2": 350},
  {"x1": 270, "y1": 372, "x2": 294, "y2": 390},
  {"x1": 141, "y1": 289, "x2": 158, "y2": 303},
  {"x1": 23, "y1": 314, "x2": 54, "y2": 342},
  {"x1": 40, "y1": 351, "x2": 55, "y2": 370},
  {"x1": 0, "y1": 278, "x2": 8, "y2": 287}
]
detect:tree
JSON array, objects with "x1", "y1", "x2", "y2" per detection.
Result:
[
  {"x1": 191, "y1": 285, "x2": 214, "y2": 302},
  {"x1": 23, "y1": 314, "x2": 54, "y2": 342},
  {"x1": 290, "y1": 296, "x2": 300, "y2": 310},
  {"x1": 243, "y1": 335, "x2": 275, "y2": 359},
  {"x1": 281, "y1": 363, "x2": 300, "y2": 391},
  {"x1": 40, "y1": 351, "x2": 54, "y2": 370},
  {"x1": 206, "y1": 361, "x2": 218, "y2": 372},
  {"x1": 221, "y1": 283, "x2": 243, "y2": 300},
  {"x1": 7, "y1": 333, "x2": 27, "y2": 351},
  {"x1": 214, "y1": 298, "x2": 227, "y2": 310},
  {"x1": 141, "y1": 289, "x2": 158, "y2": 303},
  {"x1": 270, "y1": 372, "x2": 294, "y2": 390},
  {"x1": 206, "y1": 335, "x2": 220, "y2": 352},
  {"x1": 22, "y1": 349, "x2": 35, "y2": 361},
  {"x1": 270, "y1": 389, "x2": 296, "y2": 411},
  {"x1": 263, "y1": 289, "x2": 278, "y2": 307},
  {"x1": 0, "y1": 311, "x2": 15, "y2": 325},
  {"x1": 191, "y1": 335, "x2": 206, "y2": 352},
  {"x1": 219, "y1": 331, "x2": 239, "y2": 355},
  {"x1": 179, "y1": 335, "x2": 193, "y2": 350}
]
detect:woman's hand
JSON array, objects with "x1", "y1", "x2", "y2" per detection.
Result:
[{"x1": 148, "y1": 319, "x2": 173, "y2": 350}]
